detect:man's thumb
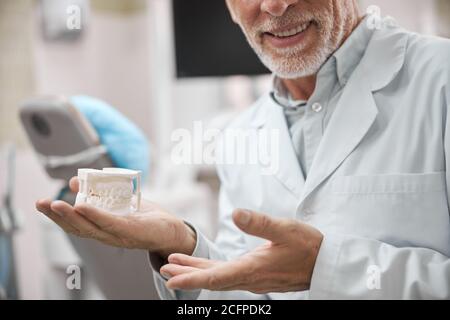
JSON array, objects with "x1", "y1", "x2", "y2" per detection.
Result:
[
  {"x1": 69, "y1": 176, "x2": 79, "y2": 193},
  {"x1": 232, "y1": 209, "x2": 286, "y2": 242}
]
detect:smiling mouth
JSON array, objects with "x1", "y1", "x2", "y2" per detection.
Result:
[{"x1": 265, "y1": 21, "x2": 313, "y2": 39}]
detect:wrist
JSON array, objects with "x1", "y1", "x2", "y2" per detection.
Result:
[
  {"x1": 305, "y1": 232, "x2": 324, "y2": 288},
  {"x1": 156, "y1": 221, "x2": 197, "y2": 260},
  {"x1": 181, "y1": 223, "x2": 197, "y2": 255}
]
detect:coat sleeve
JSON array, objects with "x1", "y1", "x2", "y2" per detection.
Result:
[
  {"x1": 308, "y1": 233, "x2": 450, "y2": 299},
  {"x1": 309, "y1": 58, "x2": 450, "y2": 300}
]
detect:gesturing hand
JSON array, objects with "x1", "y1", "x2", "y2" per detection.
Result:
[
  {"x1": 36, "y1": 177, "x2": 196, "y2": 259},
  {"x1": 161, "y1": 209, "x2": 324, "y2": 294}
]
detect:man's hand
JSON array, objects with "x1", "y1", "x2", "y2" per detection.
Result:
[
  {"x1": 35, "y1": 177, "x2": 197, "y2": 259},
  {"x1": 161, "y1": 209, "x2": 323, "y2": 294}
]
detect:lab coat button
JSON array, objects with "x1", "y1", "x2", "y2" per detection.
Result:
[{"x1": 312, "y1": 103, "x2": 323, "y2": 113}]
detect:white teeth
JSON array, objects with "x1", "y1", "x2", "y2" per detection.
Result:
[
  {"x1": 272, "y1": 22, "x2": 311, "y2": 38},
  {"x1": 84, "y1": 179, "x2": 133, "y2": 210}
]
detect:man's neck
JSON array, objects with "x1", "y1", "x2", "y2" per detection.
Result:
[
  {"x1": 281, "y1": 14, "x2": 364, "y2": 101},
  {"x1": 282, "y1": 75, "x2": 317, "y2": 101}
]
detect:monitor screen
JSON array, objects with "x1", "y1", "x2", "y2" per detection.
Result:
[{"x1": 172, "y1": 0, "x2": 270, "y2": 78}]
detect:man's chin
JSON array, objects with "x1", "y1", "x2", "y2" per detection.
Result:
[
  {"x1": 260, "y1": 56, "x2": 321, "y2": 79},
  {"x1": 259, "y1": 46, "x2": 331, "y2": 79}
]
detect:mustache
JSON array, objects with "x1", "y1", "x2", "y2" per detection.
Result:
[{"x1": 253, "y1": 10, "x2": 318, "y2": 34}]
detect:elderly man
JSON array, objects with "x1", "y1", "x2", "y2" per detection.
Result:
[{"x1": 37, "y1": 0, "x2": 450, "y2": 299}]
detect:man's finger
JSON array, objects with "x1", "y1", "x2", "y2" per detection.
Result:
[
  {"x1": 69, "y1": 176, "x2": 79, "y2": 193},
  {"x1": 36, "y1": 199, "x2": 79, "y2": 234},
  {"x1": 232, "y1": 209, "x2": 287, "y2": 242},
  {"x1": 160, "y1": 264, "x2": 200, "y2": 279},
  {"x1": 168, "y1": 253, "x2": 217, "y2": 269},
  {"x1": 166, "y1": 261, "x2": 245, "y2": 291},
  {"x1": 74, "y1": 203, "x2": 127, "y2": 235},
  {"x1": 51, "y1": 201, "x2": 119, "y2": 243}
]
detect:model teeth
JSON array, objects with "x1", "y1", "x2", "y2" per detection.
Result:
[
  {"x1": 271, "y1": 22, "x2": 311, "y2": 38},
  {"x1": 75, "y1": 168, "x2": 142, "y2": 215},
  {"x1": 87, "y1": 182, "x2": 134, "y2": 210}
]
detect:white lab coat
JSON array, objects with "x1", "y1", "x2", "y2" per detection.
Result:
[{"x1": 153, "y1": 22, "x2": 450, "y2": 299}]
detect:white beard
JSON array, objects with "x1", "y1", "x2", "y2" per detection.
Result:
[
  {"x1": 239, "y1": 7, "x2": 346, "y2": 79},
  {"x1": 251, "y1": 38, "x2": 335, "y2": 79}
]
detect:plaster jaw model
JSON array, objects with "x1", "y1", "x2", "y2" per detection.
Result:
[{"x1": 75, "y1": 168, "x2": 141, "y2": 215}]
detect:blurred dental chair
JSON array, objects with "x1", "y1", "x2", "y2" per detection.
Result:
[
  {"x1": 20, "y1": 95, "x2": 220, "y2": 299},
  {"x1": 20, "y1": 95, "x2": 158, "y2": 299}
]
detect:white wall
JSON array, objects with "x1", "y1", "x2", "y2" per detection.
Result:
[{"x1": 32, "y1": 6, "x2": 153, "y2": 140}]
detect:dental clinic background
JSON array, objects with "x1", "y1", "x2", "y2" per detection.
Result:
[{"x1": 0, "y1": 0, "x2": 449, "y2": 299}]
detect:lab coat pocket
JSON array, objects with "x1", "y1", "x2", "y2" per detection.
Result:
[
  {"x1": 330, "y1": 172, "x2": 449, "y2": 247},
  {"x1": 332, "y1": 172, "x2": 446, "y2": 194}
]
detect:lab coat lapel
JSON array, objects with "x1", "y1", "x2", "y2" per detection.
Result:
[
  {"x1": 263, "y1": 98, "x2": 306, "y2": 197},
  {"x1": 297, "y1": 25, "x2": 409, "y2": 208},
  {"x1": 298, "y1": 78, "x2": 378, "y2": 205}
]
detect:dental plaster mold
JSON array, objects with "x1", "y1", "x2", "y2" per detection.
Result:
[{"x1": 75, "y1": 168, "x2": 141, "y2": 215}]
